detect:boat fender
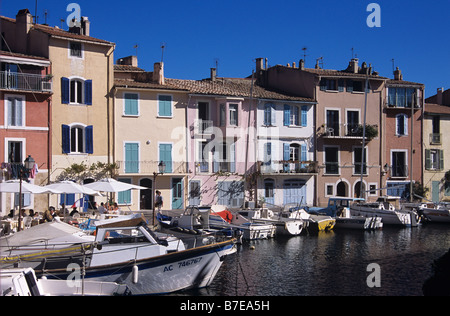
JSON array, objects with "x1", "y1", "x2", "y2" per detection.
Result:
[{"x1": 132, "y1": 265, "x2": 139, "y2": 284}]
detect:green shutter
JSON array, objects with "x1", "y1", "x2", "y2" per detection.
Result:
[
  {"x1": 439, "y1": 150, "x2": 444, "y2": 170},
  {"x1": 158, "y1": 95, "x2": 172, "y2": 117},
  {"x1": 425, "y1": 149, "x2": 431, "y2": 170},
  {"x1": 159, "y1": 144, "x2": 172, "y2": 173},
  {"x1": 125, "y1": 143, "x2": 139, "y2": 173},
  {"x1": 124, "y1": 93, "x2": 138, "y2": 115}
]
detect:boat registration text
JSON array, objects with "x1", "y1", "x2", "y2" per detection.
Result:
[{"x1": 163, "y1": 257, "x2": 202, "y2": 272}]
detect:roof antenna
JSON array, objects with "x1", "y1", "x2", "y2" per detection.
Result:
[
  {"x1": 351, "y1": 47, "x2": 354, "y2": 59},
  {"x1": 391, "y1": 58, "x2": 395, "y2": 72},
  {"x1": 302, "y1": 47, "x2": 308, "y2": 64},
  {"x1": 44, "y1": 9, "x2": 48, "y2": 25},
  {"x1": 133, "y1": 44, "x2": 138, "y2": 57},
  {"x1": 214, "y1": 58, "x2": 219, "y2": 76},
  {"x1": 160, "y1": 42, "x2": 166, "y2": 63}
]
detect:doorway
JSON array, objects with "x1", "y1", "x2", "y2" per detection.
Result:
[{"x1": 140, "y1": 178, "x2": 153, "y2": 209}]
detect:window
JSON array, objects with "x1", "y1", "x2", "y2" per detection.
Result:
[
  {"x1": 284, "y1": 105, "x2": 306, "y2": 127},
  {"x1": 7, "y1": 141, "x2": 23, "y2": 163},
  {"x1": 197, "y1": 141, "x2": 209, "y2": 173},
  {"x1": 320, "y1": 78, "x2": 337, "y2": 91},
  {"x1": 354, "y1": 147, "x2": 367, "y2": 175},
  {"x1": 159, "y1": 143, "x2": 173, "y2": 173},
  {"x1": 290, "y1": 144, "x2": 300, "y2": 161},
  {"x1": 217, "y1": 181, "x2": 244, "y2": 207},
  {"x1": 326, "y1": 110, "x2": 340, "y2": 136},
  {"x1": 69, "y1": 42, "x2": 82, "y2": 58},
  {"x1": 158, "y1": 95, "x2": 172, "y2": 117},
  {"x1": 263, "y1": 142, "x2": 272, "y2": 165},
  {"x1": 264, "y1": 103, "x2": 276, "y2": 126},
  {"x1": 391, "y1": 151, "x2": 407, "y2": 177},
  {"x1": 71, "y1": 126, "x2": 84, "y2": 153},
  {"x1": 70, "y1": 79, "x2": 83, "y2": 104},
  {"x1": 6, "y1": 96, "x2": 24, "y2": 127},
  {"x1": 117, "y1": 179, "x2": 132, "y2": 205},
  {"x1": 425, "y1": 149, "x2": 444, "y2": 171},
  {"x1": 213, "y1": 142, "x2": 235, "y2": 173},
  {"x1": 369, "y1": 184, "x2": 377, "y2": 196},
  {"x1": 62, "y1": 124, "x2": 93, "y2": 154},
  {"x1": 229, "y1": 104, "x2": 238, "y2": 126},
  {"x1": 346, "y1": 110, "x2": 359, "y2": 136},
  {"x1": 61, "y1": 77, "x2": 92, "y2": 105},
  {"x1": 124, "y1": 93, "x2": 139, "y2": 116},
  {"x1": 264, "y1": 179, "x2": 274, "y2": 200},
  {"x1": 124, "y1": 143, "x2": 139, "y2": 173},
  {"x1": 396, "y1": 114, "x2": 408, "y2": 136},
  {"x1": 189, "y1": 181, "x2": 201, "y2": 206},
  {"x1": 325, "y1": 147, "x2": 339, "y2": 174},
  {"x1": 219, "y1": 104, "x2": 226, "y2": 126},
  {"x1": 388, "y1": 87, "x2": 416, "y2": 107},
  {"x1": 326, "y1": 184, "x2": 334, "y2": 196}
]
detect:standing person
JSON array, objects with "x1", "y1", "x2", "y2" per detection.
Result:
[{"x1": 155, "y1": 190, "x2": 163, "y2": 213}]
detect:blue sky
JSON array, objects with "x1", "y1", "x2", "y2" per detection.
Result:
[{"x1": 2, "y1": 0, "x2": 449, "y2": 97}]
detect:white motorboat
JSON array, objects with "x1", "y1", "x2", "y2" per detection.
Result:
[
  {"x1": 238, "y1": 208, "x2": 305, "y2": 236},
  {"x1": 209, "y1": 205, "x2": 275, "y2": 240},
  {"x1": 350, "y1": 196, "x2": 419, "y2": 227},
  {"x1": 1, "y1": 267, "x2": 129, "y2": 296},
  {"x1": 284, "y1": 205, "x2": 336, "y2": 232},
  {"x1": 419, "y1": 203, "x2": 450, "y2": 223},
  {"x1": 309, "y1": 197, "x2": 383, "y2": 230},
  {"x1": 0, "y1": 214, "x2": 236, "y2": 295},
  {"x1": 162, "y1": 206, "x2": 275, "y2": 241}
]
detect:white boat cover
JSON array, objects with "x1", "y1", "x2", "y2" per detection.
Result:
[{"x1": 0, "y1": 219, "x2": 89, "y2": 249}]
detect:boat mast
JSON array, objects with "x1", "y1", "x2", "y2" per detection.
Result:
[{"x1": 359, "y1": 70, "x2": 369, "y2": 200}]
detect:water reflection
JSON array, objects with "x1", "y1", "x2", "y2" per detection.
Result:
[{"x1": 182, "y1": 225, "x2": 450, "y2": 296}]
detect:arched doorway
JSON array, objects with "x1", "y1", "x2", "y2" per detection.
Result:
[
  {"x1": 336, "y1": 181, "x2": 348, "y2": 197},
  {"x1": 140, "y1": 178, "x2": 153, "y2": 210},
  {"x1": 354, "y1": 181, "x2": 366, "y2": 199}
]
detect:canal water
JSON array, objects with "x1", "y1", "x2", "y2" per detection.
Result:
[{"x1": 183, "y1": 224, "x2": 450, "y2": 296}]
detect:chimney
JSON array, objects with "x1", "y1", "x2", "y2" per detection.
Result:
[
  {"x1": 16, "y1": 9, "x2": 33, "y2": 34},
  {"x1": 299, "y1": 59, "x2": 305, "y2": 70},
  {"x1": 348, "y1": 58, "x2": 359, "y2": 73},
  {"x1": 256, "y1": 58, "x2": 265, "y2": 74},
  {"x1": 210, "y1": 68, "x2": 217, "y2": 81},
  {"x1": 394, "y1": 67, "x2": 403, "y2": 81},
  {"x1": 81, "y1": 16, "x2": 90, "y2": 36},
  {"x1": 153, "y1": 62, "x2": 165, "y2": 85},
  {"x1": 117, "y1": 56, "x2": 138, "y2": 67},
  {"x1": 437, "y1": 87, "x2": 444, "y2": 105}
]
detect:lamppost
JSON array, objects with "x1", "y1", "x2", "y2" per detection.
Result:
[
  {"x1": 18, "y1": 155, "x2": 35, "y2": 231},
  {"x1": 152, "y1": 161, "x2": 166, "y2": 225}
]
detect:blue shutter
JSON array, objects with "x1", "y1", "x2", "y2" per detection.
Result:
[
  {"x1": 264, "y1": 104, "x2": 270, "y2": 125},
  {"x1": 271, "y1": 104, "x2": 276, "y2": 125},
  {"x1": 338, "y1": 79, "x2": 345, "y2": 92},
  {"x1": 62, "y1": 124, "x2": 70, "y2": 154},
  {"x1": 61, "y1": 77, "x2": 70, "y2": 104},
  {"x1": 85, "y1": 125, "x2": 93, "y2": 154},
  {"x1": 125, "y1": 143, "x2": 139, "y2": 173},
  {"x1": 284, "y1": 105, "x2": 290, "y2": 126},
  {"x1": 159, "y1": 95, "x2": 172, "y2": 117},
  {"x1": 117, "y1": 179, "x2": 132, "y2": 205},
  {"x1": 84, "y1": 80, "x2": 92, "y2": 105},
  {"x1": 159, "y1": 144, "x2": 172, "y2": 173},
  {"x1": 301, "y1": 106, "x2": 308, "y2": 127},
  {"x1": 283, "y1": 143, "x2": 290, "y2": 172},
  {"x1": 346, "y1": 80, "x2": 353, "y2": 92},
  {"x1": 125, "y1": 93, "x2": 138, "y2": 115},
  {"x1": 301, "y1": 144, "x2": 308, "y2": 169},
  {"x1": 213, "y1": 149, "x2": 219, "y2": 172},
  {"x1": 230, "y1": 142, "x2": 236, "y2": 173},
  {"x1": 264, "y1": 142, "x2": 272, "y2": 165}
]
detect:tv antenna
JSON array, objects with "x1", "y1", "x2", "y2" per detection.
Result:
[
  {"x1": 214, "y1": 58, "x2": 219, "y2": 75},
  {"x1": 133, "y1": 44, "x2": 138, "y2": 57},
  {"x1": 302, "y1": 47, "x2": 308, "y2": 63},
  {"x1": 160, "y1": 42, "x2": 166, "y2": 63},
  {"x1": 391, "y1": 58, "x2": 395, "y2": 72}
]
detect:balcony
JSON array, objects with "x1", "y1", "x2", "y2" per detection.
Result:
[
  {"x1": 322, "y1": 123, "x2": 378, "y2": 141},
  {"x1": 194, "y1": 119, "x2": 213, "y2": 136},
  {"x1": 430, "y1": 133, "x2": 442, "y2": 145},
  {"x1": 116, "y1": 160, "x2": 187, "y2": 175},
  {"x1": 259, "y1": 160, "x2": 318, "y2": 175},
  {"x1": 0, "y1": 71, "x2": 52, "y2": 93}
]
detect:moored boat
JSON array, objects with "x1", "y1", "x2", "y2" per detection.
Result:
[
  {"x1": 0, "y1": 214, "x2": 236, "y2": 295},
  {"x1": 238, "y1": 208, "x2": 304, "y2": 236},
  {"x1": 419, "y1": 203, "x2": 450, "y2": 223}
]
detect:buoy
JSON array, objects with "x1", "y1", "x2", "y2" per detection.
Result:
[
  {"x1": 249, "y1": 245, "x2": 255, "y2": 250},
  {"x1": 132, "y1": 265, "x2": 139, "y2": 284}
]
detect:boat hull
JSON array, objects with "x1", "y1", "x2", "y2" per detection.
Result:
[
  {"x1": 335, "y1": 216, "x2": 383, "y2": 230},
  {"x1": 10, "y1": 240, "x2": 235, "y2": 295},
  {"x1": 274, "y1": 221, "x2": 304, "y2": 236},
  {"x1": 421, "y1": 208, "x2": 450, "y2": 223},
  {"x1": 350, "y1": 206, "x2": 415, "y2": 226}
]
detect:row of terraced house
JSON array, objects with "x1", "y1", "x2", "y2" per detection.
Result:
[{"x1": 1, "y1": 9, "x2": 450, "y2": 214}]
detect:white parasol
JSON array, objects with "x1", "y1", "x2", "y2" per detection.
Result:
[
  {"x1": 83, "y1": 178, "x2": 147, "y2": 193},
  {"x1": 0, "y1": 180, "x2": 62, "y2": 194}
]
